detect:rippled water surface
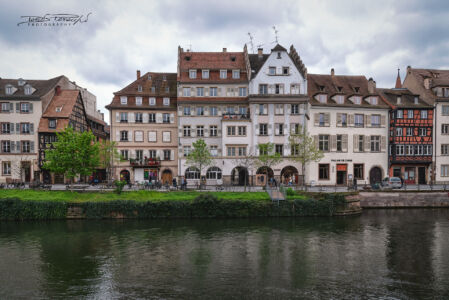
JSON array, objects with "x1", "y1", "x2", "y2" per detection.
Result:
[{"x1": 1, "y1": 209, "x2": 449, "y2": 299}]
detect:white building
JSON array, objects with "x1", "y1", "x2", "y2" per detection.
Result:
[{"x1": 306, "y1": 71, "x2": 390, "y2": 186}]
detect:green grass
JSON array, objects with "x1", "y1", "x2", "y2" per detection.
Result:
[{"x1": 0, "y1": 190, "x2": 271, "y2": 203}]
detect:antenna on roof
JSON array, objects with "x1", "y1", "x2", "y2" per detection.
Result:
[
  {"x1": 272, "y1": 25, "x2": 279, "y2": 44},
  {"x1": 247, "y1": 32, "x2": 255, "y2": 54},
  {"x1": 187, "y1": 44, "x2": 192, "y2": 51}
]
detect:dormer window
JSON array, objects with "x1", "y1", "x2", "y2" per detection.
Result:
[
  {"x1": 24, "y1": 85, "x2": 32, "y2": 95},
  {"x1": 354, "y1": 87, "x2": 360, "y2": 93},
  {"x1": 202, "y1": 70, "x2": 209, "y2": 79},
  {"x1": 335, "y1": 95, "x2": 344, "y2": 104},
  {"x1": 443, "y1": 88, "x2": 449, "y2": 97},
  {"x1": 149, "y1": 97, "x2": 156, "y2": 106},
  {"x1": 163, "y1": 75, "x2": 167, "y2": 81},
  {"x1": 5, "y1": 85, "x2": 13, "y2": 95},
  {"x1": 319, "y1": 85, "x2": 325, "y2": 92},
  {"x1": 137, "y1": 85, "x2": 142, "y2": 92},
  {"x1": 317, "y1": 94, "x2": 327, "y2": 103},
  {"x1": 230, "y1": 56, "x2": 236, "y2": 62},
  {"x1": 277, "y1": 52, "x2": 281, "y2": 59},
  {"x1": 165, "y1": 87, "x2": 170, "y2": 93},
  {"x1": 352, "y1": 96, "x2": 361, "y2": 104},
  {"x1": 163, "y1": 97, "x2": 170, "y2": 106},
  {"x1": 232, "y1": 70, "x2": 240, "y2": 79},
  {"x1": 136, "y1": 97, "x2": 142, "y2": 106},
  {"x1": 151, "y1": 87, "x2": 156, "y2": 93},
  {"x1": 396, "y1": 96, "x2": 401, "y2": 105},
  {"x1": 370, "y1": 96, "x2": 378, "y2": 105},
  {"x1": 337, "y1": 86, "x2": 343, "y2": 92},
  {"x1": 18, "y1": 79, "x2": 26, "y2": 86},
  {"x1": 120, "y1": 96, "x2": 127, "y2": 105},
  {"x1": 414, "y1": 96, "x2": 419, "y2": 104},
  {"x1": 189, "y1": 69, "x2": 197, "y2": 79},
  {"x1": 185, "y1": 56, "x2": 191, "y2": 61},
  {"x1": 220, "y1": 70, "x2": 227, "y2": 79},
  {"x1": 55, "y1": 106, "x2": 63, "y2": 112},
  {"x1": 283, "y1": 67, "x2": 289, "y2": 75},
  {"x1": 269, "y1": 67, "x2": 276, "y2": 75},
  {"x1": 49, "y1": 119, "x2": 56, "y2": 129}
]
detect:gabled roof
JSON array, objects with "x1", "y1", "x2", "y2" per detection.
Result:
[
  {"x1": 114, "y1": 72, "x2": 177, "y2": 96},
  {"x1": 0, "y1": 75, "x2": 64, "y2": 100},
  {"x1": 377, "y1": 88, "x2": 431, "y2": 109},
  {"x1": 248, "y1": 53, "x2": 270, "y2": 79},
  {"x1": 271, "y1": 44, "x2": 287, "y2": 52},
  {"x1": 403, "y1": 67, "x2": 449, "y2": 104},
  {"x1": 42, "y1": 90, "x2": 80, "y2": 118}
]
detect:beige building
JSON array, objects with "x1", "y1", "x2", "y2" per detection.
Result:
[{"x1": 107, "y1": 71, "x2": 178, "y2": 184}]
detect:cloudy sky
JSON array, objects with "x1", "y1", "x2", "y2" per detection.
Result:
[{"x1": 1, "y1": 0, "x2": 449, "y2": 122}]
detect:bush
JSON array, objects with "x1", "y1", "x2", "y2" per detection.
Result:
[
  {"x1": 286, "y1": 188, "x2": 296, "y2": 196},
  {"x1": 0, "y1": 198, "x2": 67, "y2": 220},
  {"x1": 114, "y1": 180, "x2": 127, "y2": 194}
]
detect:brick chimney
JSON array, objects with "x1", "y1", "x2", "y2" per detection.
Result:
[
  {"x1": 55, "y1": 85, "x2": 61, "y2": 96},
  {"x1": 258, "y1": 48, "x2": 263, "y2": 58},
  {"x1": 368, "y1": 78, "x2": 376, "y2": 94},
  {"x1": 223, "y1": 48, "x2": 227, "y2": 52},
  {"x1": 136, "y1": 70, "x2": 141, "y2": 79}
]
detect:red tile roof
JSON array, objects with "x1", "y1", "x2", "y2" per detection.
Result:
[{"x1": 42, "y1": 90, "x2": 80, "y2": 118}]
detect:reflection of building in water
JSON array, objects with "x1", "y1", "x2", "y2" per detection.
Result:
[{"x1": 432, "y1": 219, "x2": 449, "y2": 296}]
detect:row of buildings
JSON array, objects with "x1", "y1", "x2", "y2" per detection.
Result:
[{"x1": 1, "y1": 43, "x2": 448, "y2": 186}]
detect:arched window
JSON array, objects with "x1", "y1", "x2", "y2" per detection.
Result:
[
  {"x1": 185, "y1": 167, "x2": 200, "y2": 179},
  {"x1": 206, "y1": 167, "x2": 222, "y2": 180}
]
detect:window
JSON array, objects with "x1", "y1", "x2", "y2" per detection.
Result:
[
  {"x1": 238, "y1": 126, "x2": 246, "y2": 136},
  {"x1": 370, "y1": 97, "x2": 378, "y2": 105},
  {"x1": 355, "y1": 114, "x2": 364, "y2": 127},
  {"x1": 421, "y1": 110, "x2": 428, "y2": 119},
  {"x1": 5, "y1": 86, "x2": 13, "y2": 95},
  {"x1": 120, "y1": 150, "x2": 128, "y2": 160},
  {"x1": 20, "y1": 123, "x2": 30, "y2": 134},
  {"x1": 291, "y1": 123, "x2": 300, "y2": 134},
  {"x1": 443, "y1": 124, "x2": 449, "y2": 134},
  {"x1": 210, "y1": 125, "x2": 218, "y2": 137},
  {"x1": 185, "y1": 167, "x2": 200, "y2": 179},
  {"x1": 277, "y1": 52, "x2": 282, "y2": 59},
  {"x1": 183, "y1": 87, "x2": 191, "y2": 96},
  {"x1": 24, "y1": 86, "x2": 32, "y2": 95},
  {"x1": 1, "y1": 123, "x2": 10, "y2": 134},
  {"x1": 163, "y1": 150, "x2": 171, "y2": 161},
  {"x1": 163, "y1": 98, "x2": 170, "y2": 106},
  {"x1": 210, "y1": 87, "x2": 217, "y2": 96},
  {"x1": 227, "y1": 126, "x2": 236, "y2": 136},
  {"x1": 183, "y1": 106, "x2": 191, "y2": 116},
  {"x1": 165, "y1": 87, "x2": 170, "y2": 93},
  {"x1": 210, "y1": 106, "x2": 217, "y2": 116},
  {"x1": 397, "y1": 110, "x2": 403, "y2": 118},
  {"x1": 162, "y1": 131, "x2": 171, "y2": 142},
  {"x1": 202, "y1": 70, "x2": 209, "y2": 79},
  {"x1": 275, "y1": 144, "x2": 283, "y2": 155},
  {"x1": 239, "y1": 87, "x2": 247, "y2": 96},
  {"x1": 134, "y1": 131, "x2": 143, "y2": 142},
  {"x1": 396, "y1": 145, "x2": 404, "y2": 156},
  {"x1": 227, "y1": 146, "x2": 236, "y2": 156},
  {"x1": 2, "y1": 161, "x2": 11, "y2": 175},
  {"x1": 220, "y1": 70, "x2": 227, "y2": 79},
  {"x1": 442, "y1": 144, "x2": 449, "y2": 156},
  {"x1": 259, "y1": 145, "x2": 268, "y2": 156},
  {"x1": 275, "y1": 84, "x2": 281, "y2": 94},
  {"x1": 137, "y1": 85, "x2": 142, "y2": 92},
  {"x1": 136, "y1": 97, "x2": 142, "y2": 106},
  {"x1": 335, "y1": 95, "x2": 344, "y2": 104},
  {"x1": 396, "y1": 128, "x2": 403, "y2": 137},
  {"x1": 407, "y1": 110, "x2": 414, "y2": 118},
  {"x1": 341, "y1": 113, "x2": 347, "y2": 126},
  {"x1": 148, "y1": 150, "x2": 156, "y2": 159},
  {"x1": 238, "y1": 147, "x2": 246, "y2": 156},
  {"x1": 196, "y1": 88, "x2": 204, "y2": 97},
  {"x1": 210, "y1": 145, "x2": 218, "y2": 157},
  {"x1": 21, "y1": 141, "x2": 30, "y2": 153},
  {"x1": 336, "y1": 135, "x2": 343, "y2": 152},
  {"x1": 370, "y1": 136, "x2": 380, "y2": 152},
  {"x1": 148, "y1": 131, "x2": 156, "y2": 142},
  {"x1": 319, "y1": 113, "x2": 325, "y2": 126},
  {"x1": 197, "y1": 126, "x2": 204, "y2": 137},
  {"x1": 318, "y1": 94, "x2": 327, "y2": 103},
  {"x1": 196, "y1": 106, "x2": 204, "y2": 116},
  {"x1": 405, "y1": 145, "x2": 414, "y2": 155},
  {"x1": 291, "y1": 104, "x2": 299, "y2": 115},
  {"x1": 1, "y1": 102, "x2": 10, "y2": 112},
  {"x1": 358, "y1": 135, "x2": 364, "y2": 152},
  {"x1": 259, "y1": 124, "x2": 268, "y2": 135},
  {"x1": 319, "y1": 135, "x2": 329, "y2": 151},
  {"x1": 20, "y1": 103, "x2": 29, "y2": 113},
  {"x1": 149, "y1": 97, "x2": 156, "y2": 105},
  {"x1": 406, "y1": 127, "x2": 413, "y2": 136},
  {"x1": 135, "y1": 113, "x2": 143, "y2": 123},
  {"x1": 419, "y1": 128, "x2": 427, "y2": 136},
  {"x1": 120, "y1": 96, "x2": 127, "y2": 105},
  {"x1": 259, "y1": 84, "x2": 268, "y2": 94},
  {"x1": 259, "y1": 104, "x2": 267, "y2": 115},
  {"x1": 226, "y1": 106, "x2": 234, "y2": 114},
  {"x1": 163, "y1": 113, "x2": 170, "y2": 123},
  {"x1": 282, "y1": 67, "x2": 289, "y2": 75},
  {"x1": 291, "y1": 144, "x2": 299, "y2": 155},
  {"x1": 352, "y1": 96, "x2": 361, "y2": 105},
  {"x1": 183, "y1": 126, "x2": 191, "y2": 137},
  {"x1": 269, "y1": 67, "x2": 276, "y2": 75},
  {"x1": 2, "y1": 141, "x2": 11, "y2": 153},
  {"x1": 443, "y1": 106, "x2": 449, "y2": 116},
  {"x1": 239, "y1": 106, "x2": 247, "y2": 115},
  {"x1": 120, "y1": 131, "x2": 128, "y2": 141},
  {"x1": 371, "y1": 115, "x2": 380, "y2": 127},
  {"x1": 183, "y1": 146, "x2": 191, "y2": 157},
  {"x1": 189, "y1": 69, "x2": 197, "y2": 79},
  {"x1": 135, "y1": 150, "x2": 143, "y2": 161},
  {"x1": 276, "y1": 123, "x2": 284, "y2": 135},
  {"x1": 424, "y1": 145, "x2": 432, "y2": 155},
  {"x1": 120, "y1": 112, "x2": 128, "y2": 122},
  {"x1": 206, "y1": 167, "x2": 222, "y2": 179},
  {"x1": 275, "y1": 104, "x2": 284, "y2": 115},
  {"x1": 149, "y1": 113, "x2": 156, "y2": 123},
  {"x1": 48, "y1": 119, "x2": 56, "y2": 129},
  {"x1": 232, "y1": 70, "x2": 240, "y2": 79},
  {"x1": 441, "y1": 165, "x2": 449, "y2": 177},
  {"x1": 319, "y1": 164, "x2": 329, "y2": 180}
]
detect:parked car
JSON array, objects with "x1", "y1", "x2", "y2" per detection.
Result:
[{"x1": 381, "y1": 177, "x2": 402, "y2": 189}]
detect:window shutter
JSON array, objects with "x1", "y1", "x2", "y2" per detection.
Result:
[
  {"x1": 29, "y1": 103, "x2": 33, "y2": 113},
  {"x1": 314, "y1": 135, "x2": 318, "y2": 148},
  {"x1": 31, "y1": 141, "x2": 34, "y2": 152},
  {"x1": 116, "y1": 112, "x2": 120, "y2": 122},
  {"x1": 156, "y1": 113, "x2": 162, "y2": 123},
  {"x1": 234, "y1": 106, "x2": 238, "y2": 113},
  {"x1": 30, "y1": 123, "x2": 34, "y2": 134},
  {"x1": 9, "y1": 103, "x2": 13, "y2": 112},
  {"x1": 337, "y1": 113, "x2": 342, "y2": 126},
  {"x1": 129, "y1": 112, "x2": 135, "y2": 123},
  {"x1": 205, "y1": 87, "x2": 209, "y2": 96},
  {"x1": 343, "y1": 134, "x2": 348, "y2": 152},
  {"x1": 218, "y1": 128, "x2": 221, "y2": 136},
  {"x1": 287, "y1": 105, "x2": 291, "y2": 114},
  {"x1": 16, "y1": 141, "x2": 20, "y2": 153},
  {"x1": 178, "y1": 105, "x2": 183, "y2": 116},
  {"x1": 170, "y1": 150, "x2": 174, "y2": 160},
  {"x1": 204, "y1": 106, "x2": 209, "y2": 116},
  {"x1": 191, "y1": 127, "x2": 196, "y2": 137},
  {"x1": 217, "y1": 88, "x2": 222, "y2": 96},
  {"x1": 191, "y1": 106, "x2": 196, "y2": 116},
  {"x1": 218, "y1": 106, "x2": 222, "y2": 116},
  {"x1": 143, "y1": 113, "x2": 149, "y2": 123},
  {"x1": 16, "y1": 123, "x2": 20, "y2": 133},
  {"x1": 331, "y1": 135, "x2": 337, "y2": 151},
  {"x1": 349, "y1": 114, "x2": 354, "y2": 126},
  {"x1": 11, "y1": 141, "x2": 15, "y2": 152},
  {"x1": 16, "y1": 103, "x2": 20, "y2": 112},
  {"x1": 314, "y1": 113, "x2": 319, "y2": 126},
  {"x1": 204, "y1": 128, "x2": 209, "y2": 137},
  {"x1": 191, "y1": 87, "x2": 195, "y2": 95},
  {"x1": 275, "y1": 124, "x2": 279, "y2": 135},
  {"x1": 381, "y1": 115, "x2": 386, "y2": 126},
  {"x1": 10, "y1": 123, "x2": 14, "y2": 134},
  {"x1": 381, "y1": 136, "x2": 386, "y2": 151},
  {"x1": 268, "y1": 84, "x2": 274, "y2": 94},
  {"x1": 364, "y1": 135, "x2": 370, "y2": 152},
  {"x1": 129, "y1": 131, "x2": 133, "y2": 141},
  {"x1": 324, "y1": 113, "x2": 330, "y2": 126},
  {"x1": 178, "y1": 128, "x2": 182, "y2": 135},
  {"x1": 353, "y1": 135, "x2": 358, "y2": 152},
  {"x1": 366, "y1": 114, "x2": 371, "y2": 127},
  {"x1": 116, "y1": 130, "x2": 120, "y2": 141},
  {"x1": 263, "y1": 104, "x2": 268, "y2": 115},
  {"x1": 170, "y1": 113, "x2": 174, "y2": 123}
]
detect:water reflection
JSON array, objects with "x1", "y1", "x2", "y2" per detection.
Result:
[{"x1": 1, "y1": 210, "x2": 449, "y2": 299}]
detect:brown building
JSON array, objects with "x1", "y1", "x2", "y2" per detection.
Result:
[{"x1": 106, "y1": 71, "x2": 178, "y2": 184}]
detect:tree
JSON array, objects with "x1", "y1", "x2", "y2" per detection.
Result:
[
  {"x1": 288, "y1": 125, "x2": 324, "y2": 190},
  {"x1": 99, "y1": 140, "x2": 123, "y2": 183},
  {"x1": 186, "y1": 139, "x2": 213, "y2": 185},
  {"x1": 232, "y1": 146, "x2": 257, "y2": 191},
  {"x1": 43, "y1": 126, "x2": 100, "y2": 186},
  {"x1": 254, "y1": 143, "x2": 283, "y2": 188}
]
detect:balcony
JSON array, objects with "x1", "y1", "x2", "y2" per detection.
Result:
[
  {"x1": 130, "y1": 157, "x2": 161, "y2": 167},
  {"x1": 222, "y1": 113, "x2": 251, "y2": 121}
]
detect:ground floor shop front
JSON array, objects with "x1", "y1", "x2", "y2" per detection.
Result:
[{"x1": 389, "y1": 164, "x2": 431, "y2": 184}]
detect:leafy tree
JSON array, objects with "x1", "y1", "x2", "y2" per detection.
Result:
[
  {"x1": 288, "y1": 125, "x2": 324, "y2": 190},
  {"x1": 43, "y1": 126, "x2": 100, "y2": 186},
  {"x1": 99, "y1": 140, "x2": 123, "y2": 183},
  {"x1": 232, "y1": 146, "x2": 257, "y2": 191},
  {"x1": 254, "y1": 143, "x2": 283, "y2": 188},
  {"x1": 186, "y1": 139, "x2": 213, "y2": 182}
]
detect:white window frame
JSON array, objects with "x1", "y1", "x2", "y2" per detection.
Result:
[
  {"x1": 163, "y1": 97, "x2": 170, "y2": 106},
  {"x1": 189, "y1": 69, "x2": 197, "y2": 79},
  {"x1": 149, "y1": 97, "x2": 156, "y2": 106},
  {"x1": 220, "y1": 70, "x2": 227, "y2": 79},
  {"x1": 202, "y1": 70, "x2": 209, "y2": 79}
]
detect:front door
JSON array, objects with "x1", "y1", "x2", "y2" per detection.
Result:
[
  {"x1": 161, "y1": 170, "x2": 173, "y2": 185},
  {"x1": 369, "y1": 167, "x2": 382, "y2": 185},
  {"x1": 418, "y1": 167, "x2": 426, "y2": 184},
  {"x1": 336, "y1": 164, "x2": 347, "y2": 185}
]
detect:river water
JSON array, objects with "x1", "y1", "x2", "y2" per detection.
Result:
[{"x1": 1, "y1": 209, "x2": 449, "y2": 299}]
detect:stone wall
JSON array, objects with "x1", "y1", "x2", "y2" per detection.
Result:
[{"x1": 360, "y1": 192, "x2": 449, "y2": 208}]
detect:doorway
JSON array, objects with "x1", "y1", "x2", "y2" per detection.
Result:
[
  {"x1": 21, "y1": 161, "x2": 31, "y2": 182},
  {"x1": 418, "y1": 167, "x2": 426, "y2": 184},
  {"x1": 336, "y1": 164, "x2": 347, "y2": 185},
  {"x1": 369, "y1": 167, "x2": 382, "y2": 185},
  {"x1": 161, "y1": 169, "x2": 173, "y2": 185},
  {"x1": 120, "y1": 170, "x2": 131, "y2": 183}
]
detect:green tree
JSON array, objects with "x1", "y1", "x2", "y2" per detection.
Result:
[
  {"x1": 43, "y1": 126, "x2": 100, "y2": 186},
  {"x1": 255, "y1": 143, "x2": 283, "y2": 188},
  {"x1": 99, "y1": 140, "x2": 123, "y2": 183},
  {"x1": 186, "y1": 139, "x2": 213, "y2": 184},
  {"x1": 232, "y1": 146, "x2": 257, "y2": 192},
  {"x1": 288, "y1": 125, "x2": 324, "y2": 189}
]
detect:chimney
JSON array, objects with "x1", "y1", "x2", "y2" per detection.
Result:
[
  {"x1": 257, "y1": 48, "x2": 263, "y2": 58},
  {"x1": 136, "y1": 70, "x2": 141, "y2": 79},
  {"x1": 223, "y1": 48, "x2": 227, "y2": 52},
  {"x1": 55, "y1": 85, "x2": 61, "y2": 96},
  {"x1": 368, "y1": 77, "x2": 376, "y2": 93},
  {"x1": 331, "y1": 68, "x2": 335, "y2": 76}
]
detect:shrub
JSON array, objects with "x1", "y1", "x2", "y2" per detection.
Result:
[
  {"x1": 114, "y1": 180, "x2": 127, "y2": 194},
  {"x1": 0, "y1": 198, "x2": 67, "y2": 220},
  {"x1": 286, "y1": 188, "x2": 296, "y2": 196}
]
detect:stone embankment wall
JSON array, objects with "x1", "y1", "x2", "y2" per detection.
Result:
[{"x1": 360, "y1": 192, "x2": 449, "y2": 208}]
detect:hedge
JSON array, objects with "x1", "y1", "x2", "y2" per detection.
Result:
[{"x1": 0, "y1": 193, "x2": 347, "y2": 220}]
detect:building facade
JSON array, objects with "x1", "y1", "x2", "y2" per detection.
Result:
[
  {"x1": 107, "y1": 71, "x2": 178, "y2": 184},
  {"x1": 378, "y1": 87, "x2": 433, "y2": 184},
  {"x1": 306, "y1": 72, "x2": 390, "y2": 186}
]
